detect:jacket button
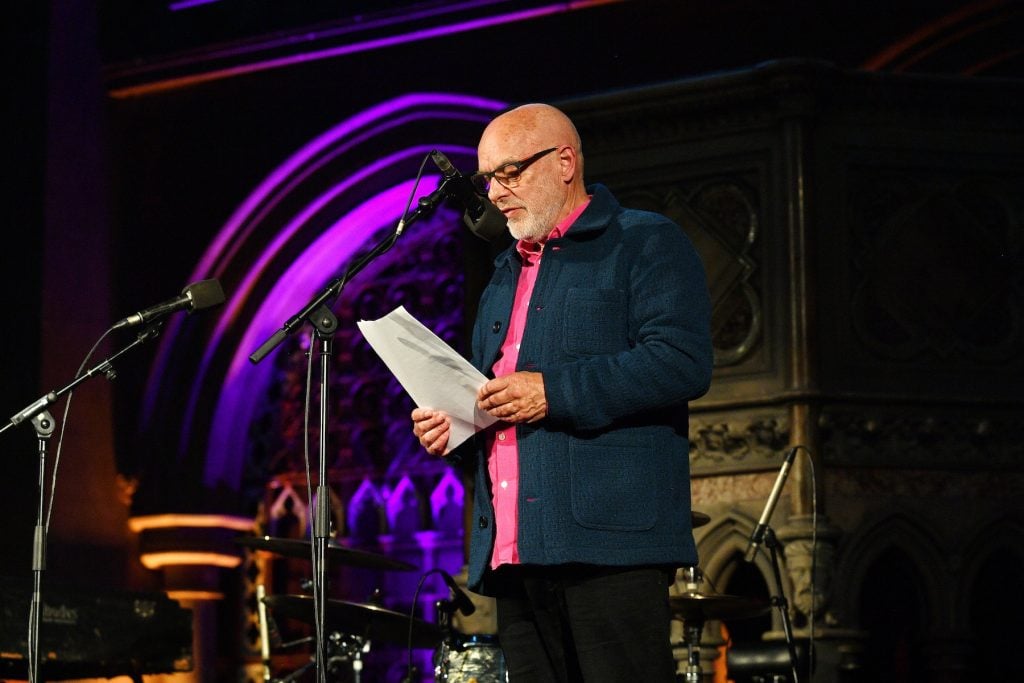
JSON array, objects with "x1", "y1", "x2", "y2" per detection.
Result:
[
  {"x1": 492, "y1": 321, "x2": 502, "y2": 333},
  {"x1": 478, "y1": 516, "x2": 489, "y2": 529}
]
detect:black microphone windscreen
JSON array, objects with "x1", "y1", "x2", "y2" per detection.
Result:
[
  {"x1": 440, "y1": 569, "x2": 476, "y2": 616},
  {"x1": 185, "y1": 279, "x2": 226, "y2": 312},
  {"x1": 463, "y1": 200, "x2": 507, "y2": 242}
]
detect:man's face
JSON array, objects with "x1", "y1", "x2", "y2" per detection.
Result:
[{"x1": 477, "y1": 126, "x2": 565, "y2": 243}]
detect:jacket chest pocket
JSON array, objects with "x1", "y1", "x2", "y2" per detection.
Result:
[{"x1": 562, "y1": 288, "x2": 628, "y2": 356}]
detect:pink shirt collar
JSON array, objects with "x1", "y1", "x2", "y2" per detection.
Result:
[{"x1": 514, "y1": 199, "x2": 591, "y2": 260}]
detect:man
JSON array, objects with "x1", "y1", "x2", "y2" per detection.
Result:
[{"x1": 412, "y1": 103, "x2": 712, "y2": 682}]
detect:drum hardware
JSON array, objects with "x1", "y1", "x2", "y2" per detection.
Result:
[
  {"x1": 264, "y1": 594, "x2": 443, "y2": 650},
  {"x1": 274, "y1": 657, "x2": 316, "y2": 683},
  {"x1": 247, "y1": 537, "x2": 427, "y2": 680},
  {"x1": 325, "y1": 631, "x2": 371, "y2": 682},
  {"x1": 263, "y1": 593, "x2": 437, "y2": 683},
  {"x1": 670, "y1": 567, "x2": 769, "y2": 683},
  {"x1": 432, "y1": 592, "x2": 505, "y2": 683},
  {"x1": 257, "y1": 584, "x2": 273, "y2": 681},
  {"x1": 265, "y1": 631, "x2": 364, "y2": 683},
  {"x1": 433, "y1": 632, "x2": 506, "y2": 683},
  {"x1": 237, "y1": 535, "x2": 419, "y2": 571},
  {"x1": 727, "y1": 640, "x2": 812, "y2": 683},
  {"x1": 255, "y1": 584, "x2": 316, "y2": 683}
]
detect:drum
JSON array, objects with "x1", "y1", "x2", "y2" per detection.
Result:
[{"x1": 434, "y1": 633, "x2": 507, "y2": 683}]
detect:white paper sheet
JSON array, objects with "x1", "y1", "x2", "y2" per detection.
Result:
[{"x1": 357, "y1": 306, "x2": 497, "y2": 452}]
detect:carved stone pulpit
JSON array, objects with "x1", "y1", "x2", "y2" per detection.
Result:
[{"x1": 556, "y1": 60, "x2": 1024, "y2": 682}]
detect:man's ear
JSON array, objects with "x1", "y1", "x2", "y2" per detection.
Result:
[{"x1": 558, "y1": 145, "x2": 578, "y2": 183}]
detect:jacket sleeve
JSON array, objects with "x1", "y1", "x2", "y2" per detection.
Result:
[{"x1": 543, "y1": 217, "x2": 713, "y2": 432}]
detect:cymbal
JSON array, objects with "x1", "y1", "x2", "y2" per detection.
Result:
[
  {"x1": 691, "y1": 511, "x2": 711, "y2": 528},
  {"x1": 669, "y1": 592, "x2": 769, "y2": 622},
  {"x1": 264, "y1": 594, "x2": 442, "y2": 649},
  {"x1": 236, "y1": 536, "x2": 417, "y2": 572}
]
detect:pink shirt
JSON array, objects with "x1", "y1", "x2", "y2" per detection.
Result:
[{"x1": 487, "y1": 200, "x2": 591, "y2": 569}]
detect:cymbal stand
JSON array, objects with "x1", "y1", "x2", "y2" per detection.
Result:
[
  {"x1": 681, "y1": 617, "x2": 705, "y2": 683},
  {"x1": 678, "y1": 565, "x2": 705, "y2": 683}
]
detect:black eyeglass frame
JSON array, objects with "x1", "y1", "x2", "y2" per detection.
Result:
[{"x1": 470, "y1": 147, "x2": 559, "y2": 194}]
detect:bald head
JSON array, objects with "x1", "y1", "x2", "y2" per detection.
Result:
[
  {"x1": 479, "y1": 104, "x2": 584, "y2": 184},
  {"x1": 485, "y1": 104, "x2": 581, "y2": 152},
  {"x1": 477, "y1": 104, "x2": 588, "y2": 241}
]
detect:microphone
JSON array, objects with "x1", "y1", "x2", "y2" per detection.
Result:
[
  {"x1": 113, "y1": 279, "x2": 225, "y2": 330},
  {"x1": 743, "y1": 447, "x2": 798, "y2": 563},
  {"x1": 430, "y1": 150, "x2": 507, "y2": 242},
  {"x1": 463, "y1": 199, "x2": 509, "y2": 243},
  {"x1": 439, "y1": 569, "x2": 476, "y2": 616}
]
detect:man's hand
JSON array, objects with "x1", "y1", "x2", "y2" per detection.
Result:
[
  {"x1": 477, "y1": 371, "x2": 547, "y2": 423},
  {"x1": 411, "y1": 408, "x2": 451, "y2": 456}
]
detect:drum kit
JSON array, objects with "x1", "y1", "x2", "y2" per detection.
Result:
[
  {"x1": 238, "y1": 534, "x2": 499, "y2": 683},
  {"x1": 670, "y1": 512, "x2": 770, "y2": 683},
  {"x1": 239, "y1": 510, "x2": 767, "y2": 683}
]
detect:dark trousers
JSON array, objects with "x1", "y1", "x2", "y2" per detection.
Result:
[{"x1": 490, "y1": 564, "x2": 677, "y2": 683}]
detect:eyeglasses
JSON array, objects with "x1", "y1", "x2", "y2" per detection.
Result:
[{"x1": 470, "y1": 147, "x2": 559, "y2": 194}]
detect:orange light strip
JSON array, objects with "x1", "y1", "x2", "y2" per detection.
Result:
[
  {"x1": 129, "y1": 513, "x2": 255, "y2": 533},
  {"x1": 140, "y1": 551, "x2": 242, "y2": 570},
  {"x1": 166, "y1": 589, "x2": 226, "y2": 601}
]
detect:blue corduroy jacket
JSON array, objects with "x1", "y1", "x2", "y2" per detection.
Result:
[{"x1": 457, "y1": 184, "x2": 713, "y2": 593}]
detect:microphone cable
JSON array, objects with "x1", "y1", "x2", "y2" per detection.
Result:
[
  {"x1": 403, "y1": 567, "x2": 471, "y2": 682},
  {"x1": 397, "y1": 153, "x2": 431, "y2": 235},
  {"x1": 404, "y1": 569, "x2": 436, "y2": 683},
  {"x1": 805, "y1": 445, "x2": 819, "y2": 683},
  {"x1": 298, "y1": 327, "x2": 329, "y2": 683}
]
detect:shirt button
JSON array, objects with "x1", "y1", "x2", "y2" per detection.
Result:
[
  {"x1": 479, "y1": 516, "x2": 489, "y2": 528},
  {"x1": 500, "y1": 481, "x2": 508, "y2": 489},
  {"x1": 492, "y1": 321, "x2": 502, "y2": 333},
  {"x1": 497, "y1": 433, "x2": 506, "y2": 441}
]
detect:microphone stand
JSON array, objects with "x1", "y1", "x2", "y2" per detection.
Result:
[
  {"x1": 27, "y1": 410, "x2": 54, "y2": 683},
  {"x1": 249, "y1": 181, "x2": 451, "y2": 683},
  {"x1": 764, "y1": 526, "x2": 801, "y2": 683},
  {"x1": 1, "y1": 323, "x2": 163, "y2": 683}
]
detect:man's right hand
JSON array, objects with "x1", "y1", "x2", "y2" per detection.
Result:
[{"x1": 411, "y1": 408, "x2": 451, "y2": 456}]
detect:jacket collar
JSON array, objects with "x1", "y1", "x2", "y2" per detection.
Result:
[{"x1": 493, "y1": 184, "x2": 618, "y2": 269}]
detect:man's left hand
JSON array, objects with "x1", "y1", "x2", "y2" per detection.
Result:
[{"x1": 477, "y1": 371, "x2": 547, "y2": 423}]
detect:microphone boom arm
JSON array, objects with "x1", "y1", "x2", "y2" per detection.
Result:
[
  {"x1": 249, "y1": 182, "x2": 450, "y2": 365},
  {"x1": 2, "y1": 323, "x2": 163, "y2": 435}
]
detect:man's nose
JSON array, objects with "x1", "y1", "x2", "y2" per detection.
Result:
[{"x1": 487, "y1": 180, "x2": 508, "y2": 202}]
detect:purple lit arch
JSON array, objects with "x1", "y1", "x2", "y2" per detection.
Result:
[{"x1": 138, "y1": 93, "x2": 505, "y2": 498}]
